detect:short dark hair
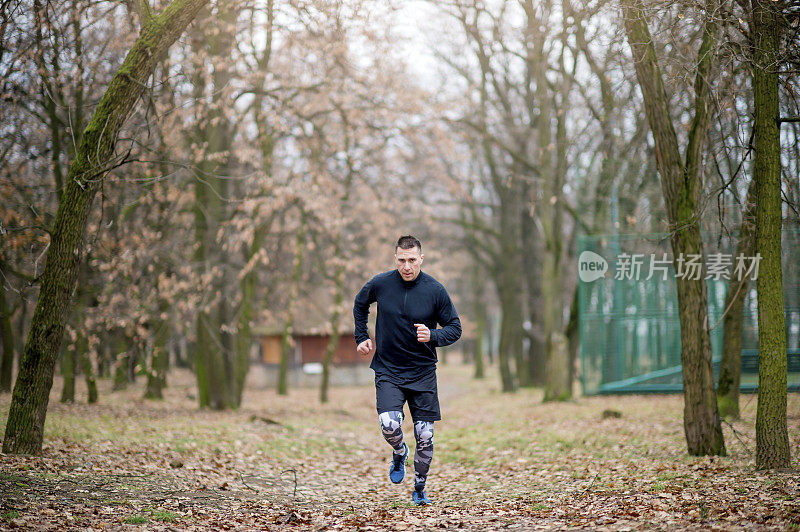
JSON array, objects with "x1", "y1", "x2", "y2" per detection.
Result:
[{"x1": 396, "y1": 235, "x2": 422, "y2": 253}]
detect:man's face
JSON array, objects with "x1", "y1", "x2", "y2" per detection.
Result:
[{"x1": 395, "y1": 246, "x2": 423, "y2": 281}]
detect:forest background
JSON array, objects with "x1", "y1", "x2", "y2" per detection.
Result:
[{"x1": 1, "y1": 0, "x2": 800, "y2": 513}]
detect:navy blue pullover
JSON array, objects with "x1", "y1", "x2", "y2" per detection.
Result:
[{"x1": 353, "y1": 270, "x2": 462, "y2": 382}]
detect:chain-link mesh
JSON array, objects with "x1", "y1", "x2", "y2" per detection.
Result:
[{"x1": 578, "y1": 231, "x2": 800, "y2": 395}]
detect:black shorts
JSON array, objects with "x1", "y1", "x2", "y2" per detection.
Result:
[{"x1": 375, "y1": 372, "x2": 441, "y2": 422}]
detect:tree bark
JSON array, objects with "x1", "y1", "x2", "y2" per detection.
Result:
[
  {"x1": 279, "y1": 217, "x2": 306, "y2": 396},
  {"x1": 112, "y1": 329, "x2": 130, "y2": 391},
  {"x1": 563, "y1": 289, "x2": 579, "y2": 393},
  {"x1": 233, "y1": 263, "x2": 256, "y2": 407},
  {"x1": 113, "y1": 353, "x2": 129, "y2": 391},
  {"x1": 145, "y1": 319, "x2": 169, "y2": 400},
  {"x1": 542, "y1": 24, "x2": 571, "y2": 401},
  {"x1": 59, "y1": 345, "x2": 75, "y2": 403},
  {"x1": 78, "y1": 336, "x2": 97, "y2": 404},
  {"x1": 522, "y1": 217, "x2": 545, "y2": 386},
  {"x1": 191, "y1": 2, "x2": 239, "y2": 410},
  {"x1": 751, "y1": 0, "x2": 790, "y2": 470},
  {"x1": 1, "y1": 274, "x2": 16, "y2": 392},
  {"x1": 2, "y1": 0, "x2": 209, "y2": 455},
  {"x1": 320, "y1": 264, "x2": 344, "y2": 404},
  {"x1": 622, "y1": 0, "x2": 725, "y2": 455},
  {"x1": 472, "y1": 263, "x2": 486, "y2": 380},
  {"x1": 716, "y1": 185, "x2": 755, "y2": 419},
  {"x1": 496, "y1": 194, "x2": 522, "y2": 392}
]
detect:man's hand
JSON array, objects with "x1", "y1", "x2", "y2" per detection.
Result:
[
  {"x1": 357, "y1": 338, "x2": 373, "y2": 357},
  {"x1": 414, "y1": 323, "x2": 431, "y2": 343}
]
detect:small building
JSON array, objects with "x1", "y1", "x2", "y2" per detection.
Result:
[{"x1": 250, "y1": 326, "x2": 372, "y2": 388}]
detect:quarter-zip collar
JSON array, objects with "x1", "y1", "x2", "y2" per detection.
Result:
[{"x1": 397, "y1": 269, "x2": 424, "y2": 287}]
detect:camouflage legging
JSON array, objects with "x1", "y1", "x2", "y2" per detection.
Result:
[
  {"x1": 378, "y1": 411, "x2": 405, "y2": 453},
  {"x1": 378, "y1": 411, "x2": 434, "y2": 489},
  {"x1": 412, "y1": 420, "x2": 434, "y2": 490}
]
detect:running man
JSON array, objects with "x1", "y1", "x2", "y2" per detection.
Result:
[{"x1": 353, "y1": 235, "x2": 462, "y2": 505}]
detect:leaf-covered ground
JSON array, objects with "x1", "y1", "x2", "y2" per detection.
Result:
[{"x1": 1, "y1": 364, "x2": 798, "y2": 531}]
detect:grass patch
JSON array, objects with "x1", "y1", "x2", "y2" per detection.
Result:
[
  {"x1": 655, "y1": 471, "x2": 686, "y2": 482},
  {"x1": 436, "y1": 426, "x2": 533, "y2": 465},
  {"x1": 389, "y1": 501, "x2": 414, "y2": 509},
  {"x1": 256, "y1": 434, "x2": 351, "y2": 459},
  {"x1": 1, "y1": 511, "x2": 20, "y2": 521},
  {"x1": 122, "y1": 515, "x2": 149, "y2": 524},
  {"x1": 151, "y1": 510, "x2": 178, "y2": 522}
]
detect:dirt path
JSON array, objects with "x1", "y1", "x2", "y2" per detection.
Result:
[{"x1": 1, "y1": 364, "x2": 799, "y2": 530}]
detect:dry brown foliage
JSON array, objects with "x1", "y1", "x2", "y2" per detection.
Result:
[{"x1": 0, "y1": 364, "x2": 798, "y2": 530}]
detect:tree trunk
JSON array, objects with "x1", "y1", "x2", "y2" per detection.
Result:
[
  {"x1": 751, "y1": 0, "x2": 790, "y2": 470},
  {"x1": 78, "y1": 337, "x2": 97, "y2": 404},
  {"x1": 231, "y1": 0, "x2": 274, "y2": 407},
  {"x1": 2, "y1": 0, "x2": 209, "y2": 455},
  {"x1": 233, "y1": 266, "x2": 256, "y2": 407},
  {"x1": 622, "y1": 0, "x2": 725, "y2": 455},
  {"x1": 71, "y1": 269, "x2": 97, "y2": 405},
  {"x1": 232, "y1": 213, "x2": 270, "y2": 408},
  {"x1": 113, "y1": 352, "x2": 129, "y2": 391},
  {"x1": 191, "y1": 2, "x2": 238, "y2": 410},
  {"x1": 522, "y1": 211, "x2": 545, "y2": 385},
  {"x1": 278, "y1": 325, "x2": 293, "y2": 396},
  {"x1": 545, "y1": 332, "x2": 570, "y2": 400},
  {"x1": 97, "y1": 338, "x2": 110, "y2": 378},
  {"x1": 194, "y1": 313, "x2": 212, "y2": 406},
  {"x1": 466, "y1": 15, "x2": 525, "y2": 392},
  {"x1": 320, "y1": 264, "x2": 344, "y2": 403},
  {"x1": 145, "y1": 320, "x2": 169, "y2": 400},
  {"x1": 59, "y1": 345, "x2": 75, "y2": 403},
  {"x1": 472, "y1": 264, "x2": 486, "y2": 380},
  {"x1": 496, "y1": 288, "x2": 520, "y2": 393},
  {"x1": 474, "y1": 311, "x2": 486, "y2": 379},
  {"x1": 112, "y1": 330, "x2": 130, "y2": 391},
  {"x1": 279, "y1": 218, "x2": 306, "y2": 396},
  {"x1": 716, "y1": 185, "x2": 755, "y2": 420},
  {"x1": 485, "y1": 313, "x2": 495, "y2": 365},
  {"x1": 542, "y1": 18, "x2": 570, "y2": 401},
  {"x1": 0, "y1": 269, "x2": 15, "y2": 392},
  {"x1": 564, "y1": 289, "x2": 579, "y2": 393},
  {"x1": 14, "y1": 300, "x2": 26, "y2": 365},
  {"x1": 493, "y1": 178, "x2": 523, "y2": 392}
]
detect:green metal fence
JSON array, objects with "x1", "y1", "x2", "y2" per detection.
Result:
[{"x1": 578, "y1": 231, "x2": 800, "y2": 395}]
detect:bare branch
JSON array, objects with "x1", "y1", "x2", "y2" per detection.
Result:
[{"x1": 128, "y1": 0, "x2": 154, "y2": 28}]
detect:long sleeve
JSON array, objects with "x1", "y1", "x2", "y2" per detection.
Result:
[
  {"x1": 429, "y1": 288, "x2": 461, "y2": 347},
  {"x1": 353, "y1": 278, "x2": 376, "y2": 345}
]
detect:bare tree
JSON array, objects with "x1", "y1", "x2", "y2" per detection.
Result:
[
  {"x1": 2, "y1": 0, "x2": 209, "y2": 455},
  {"x1": 751, "y1": 0, "x2": 791, "y2": 470},
  {"x1": 621, "y1": 0, "x2": 725, "y2": 455}
]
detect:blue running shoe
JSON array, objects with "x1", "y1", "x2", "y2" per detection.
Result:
[
  {"x1": 389, "y1": 443, "x2": 408, "y2": 484},
  {"x1": 412, "y1": 486, "x2": 431, "y2": 505}
]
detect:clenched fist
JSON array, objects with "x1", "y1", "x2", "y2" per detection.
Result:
[
  {"x1": 357, "y1": 338, "x2": 373, "y2": 356},
  {"x1": 414, "y1": 323, "x2": 430, "y2": 343}
]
